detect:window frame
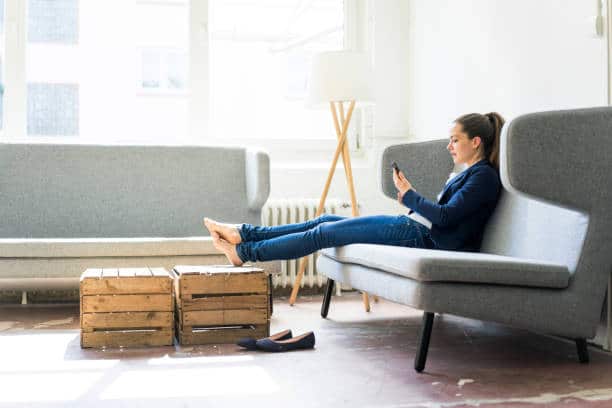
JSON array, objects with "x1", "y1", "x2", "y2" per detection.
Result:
[
  {"x1": 197, "y1": 0, "x2": 370, "y2": 157},
  {"x1": 0, "y1": 0, "x2": 370, "y2": 155}
]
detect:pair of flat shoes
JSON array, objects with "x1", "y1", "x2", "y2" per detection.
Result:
[{"x1": 237, "y1": 329, "x2": 315, "y2": 352}]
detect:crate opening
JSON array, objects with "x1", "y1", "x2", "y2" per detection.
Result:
[
  {"x1": 190, "y1": 324, "x2": 256, "y2": 332},
  {"x1": 190, "y1": 293, "x2": 264, "y2": 299},
  {"x1": 92, "y1": 327, "x2": 166, "y2": 333}
]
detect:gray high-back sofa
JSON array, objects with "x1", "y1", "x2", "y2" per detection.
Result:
[
  {"x1": 317, "y1": 107, "x2": 612, "y2": 372},
  {"x1": 0, "y1": 143, "x2": 270, "y2": 292}
]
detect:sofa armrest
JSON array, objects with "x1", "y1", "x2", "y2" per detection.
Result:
[
  {"x1": 380, "y1": 139, "x2": 454, "y2": 202},
  {"x1": 245, "y1": 149, "x2": 271, "y2": 211}
]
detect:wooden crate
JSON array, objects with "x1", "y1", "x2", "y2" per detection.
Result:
[
  {"x1": 80, "y1": 267, "x2": 174, "y2": 348},
  {"x1": 173, "y1": 265, "x2": 271, "y2": 345}
]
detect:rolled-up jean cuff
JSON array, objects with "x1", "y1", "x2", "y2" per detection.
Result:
[
  {"x1": 238, "y1": 223, "x2": 248, "y2": 243},
  {"x1": 236, "y1": 243, "x2": 248, "y2": 263}
]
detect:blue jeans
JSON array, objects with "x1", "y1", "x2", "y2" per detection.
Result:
[{"x1": 235, "y1": 214, "x2": 436, "y2": 262}]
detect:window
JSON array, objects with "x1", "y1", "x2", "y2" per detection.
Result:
[
  {"x1": 1, "y1": 0, "x2": 360, "y2": 146},
  {"x1": 139, "y1": 48, "x2": 188, "y2": 91},
  {"x1": 209, "y1": 0, "x2": 345, "y2": 140},
  {"x1": 27, "y1": 0, "x2": 79, "y2": 137},
  {"x1": 28, "y1": 0, "x2": 78, "y2": 44},
  {"x1": 27, "y1": 83, "x2": 78, "y2": 136},
  {"x1": 132, "y1": 0, "x2": 190, "y2": 142},
  {"x1": 0, "y1": 0, "x2": 6, "y2": 130},
  {"x1": 136, "y1": 0, "x2": 188, "y2": 93}
]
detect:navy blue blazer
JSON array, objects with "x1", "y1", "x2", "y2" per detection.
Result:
[{"x1": 401, "y1": 159, "x2": 501, "y2": 251}]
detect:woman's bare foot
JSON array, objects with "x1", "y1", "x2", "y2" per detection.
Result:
[
  {"x1": 203, "y1": 217, "x2": 242, "y2": 244},
  {"x1": 211, "y1": 231, "x2": 244, "y2": 266}
]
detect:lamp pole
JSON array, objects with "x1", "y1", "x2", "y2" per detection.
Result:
[{"x1": 288, "y1": 100, "x2": 371, "y2": 312}]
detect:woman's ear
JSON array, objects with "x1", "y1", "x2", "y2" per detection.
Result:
[{"x1": 472, "y1": 136, "x2": 482, "y2": 150}]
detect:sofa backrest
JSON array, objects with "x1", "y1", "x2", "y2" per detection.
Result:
[
  {"x1": 380, "y1": 139, "x2": 454, "y2": 203},
  {"x1": 489, "y1": 107, "x2": 612, "y2": 316},
  {"x1": 480, "y1": 191, "x2": 588, "y2": 273},
  {"x1": 0, "y1": 143, "x2": 269, "y2": 238}
]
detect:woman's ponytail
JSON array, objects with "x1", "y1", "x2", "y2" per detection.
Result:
[{"x1": 484, "y1": 112, "x2": 505, "y2": 169}]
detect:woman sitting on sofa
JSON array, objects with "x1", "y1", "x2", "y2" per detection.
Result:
[{"x1": 205, "y1": 112, "x2": 505, "y2": 266}]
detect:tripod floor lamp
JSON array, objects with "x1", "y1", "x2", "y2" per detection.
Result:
[{"x1": 289, "y1": 51, "x2": 375, "y2": 311}]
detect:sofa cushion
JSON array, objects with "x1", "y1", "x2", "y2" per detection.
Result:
[
  {"x1": 0, "y1": 237, "x2": 216, "y2": 258},
  {"x1": 319, "y1": 245, "x2": 570, "y2": 289}
]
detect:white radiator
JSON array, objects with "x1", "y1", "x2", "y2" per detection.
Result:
[{"x1": 261, "y1": 198, "x2": 354, "y2": 290}]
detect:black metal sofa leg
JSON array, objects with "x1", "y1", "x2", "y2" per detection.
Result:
[
  {"x1": 576, "y1": 339, "x2": 590, "y2": 364},
  {"x1": 414, "y1": 312, "x2": 435, "y2": 373},
  {"x1": 268, "y1": 274, "x2": 273, "y2": 316},
  {"x1": 321, "y1": 278, "x2": 335, "y2": 318}
]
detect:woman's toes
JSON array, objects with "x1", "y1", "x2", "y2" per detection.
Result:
[
  {"x1": 203, "y1": 217, "x2": 213, "y2": 233},
  {"x1": 210, "y1": 231, "x2": 221, "y2": 246},
  {"x1": 203, "y1": 216, "x2": 243, "y2": 245}
]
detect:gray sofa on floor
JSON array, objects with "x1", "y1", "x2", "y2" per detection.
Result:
[
  {"x1": 317, "y1": 107, "x2": 612, "y2": 371},
  {"x1": 0, "y1": 143, "x2": 271, "y2": 292}
]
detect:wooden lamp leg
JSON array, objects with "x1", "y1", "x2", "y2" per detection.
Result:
[
  {"x1": 289, "y1": 101, "x2": 356, "y2": 306},
  {"x1": 335, "y1": 102, "x2": 370, "y2": 312}
]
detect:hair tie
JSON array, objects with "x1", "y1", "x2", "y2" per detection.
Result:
[{"x1": 486, "y1": 113, "x2": 496, "y2": 130}]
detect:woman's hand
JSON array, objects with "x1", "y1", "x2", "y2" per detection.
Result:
[{"x1": 393, "y1": 169, "x2": 413, "y2": 203}]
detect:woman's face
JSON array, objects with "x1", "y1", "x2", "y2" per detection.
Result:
[{"x1": 447, "y1": 123, "x2": 482, "y2": 166}]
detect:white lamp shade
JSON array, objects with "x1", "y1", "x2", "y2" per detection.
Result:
[{"x1": 306, "y1": 51, "x2": 374, "y2": 107}]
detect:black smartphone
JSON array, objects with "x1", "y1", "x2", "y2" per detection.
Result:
[{"x1": 391, "y1": 161, "x2": 400, "y2": 174}]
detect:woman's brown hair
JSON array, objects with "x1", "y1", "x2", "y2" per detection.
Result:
[{"x1": 455, "y1": 112, "x2": 505, "y2": 169}]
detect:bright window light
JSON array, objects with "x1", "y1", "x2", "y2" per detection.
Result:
[
  {"x1": 209, "y1": 0, "x2": 344, "y2": 140},
  {"x1": 0, "y1": 372, "x2": 106, "y2": 403},
  {"x1": 5, "y1": 0, "x2": 348, "y2": 144},
  {"x1": 100, "y1": 367, "x2": 280, "y2": 399}
]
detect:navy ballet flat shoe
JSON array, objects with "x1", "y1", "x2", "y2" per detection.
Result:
[
  {"x1": 255, "y1": 331, "x2": 315, "y2": 352},
  {"x1": 237, "y1": 329, "x2": 292, "y2": 351}
]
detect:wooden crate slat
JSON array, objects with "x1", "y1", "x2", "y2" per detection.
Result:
[
  {"x1": 173, "y1": 273, "x2": 181, "y2": 299},
  {"x1": 134, "y1": 268, "x2": 152, "y2": 277},
  {"x1": 81, "y1": 329, "x2": 174, "y2": 348},
  {"x1": 118, "y1": 268, "x2": 133, "y2": 277},
  {"x1": 179, "y1": 273, "x2": 268, "y2": 297},
  {"x1": 81, "y1": 268, "x2": 102, "y2": 281},
  {"x1": 80, "y1": 276, "x2": 172, "y2": 295},
  {"x1": 199, "y1": 266, "x2": 264, "y2": 274},
  {"x1": 182, "y1": 309, "x2": 268, "y2": 327},
  {"x1": 178, "y1": 324, "x2": 268, "y2": 346},
  {"x1": 82, "y1": 294, "x2": 172, "y2": 313},
  {"x1": 102, "y1": 268, "x2": 119, "y2": 278},
  {"x1": 173, "y1": 265, "x2": 263, "y2": 276},
  {"x1": 150, "y1": 267, "x2": 170, "y2": 277},
  {"x1": 179, "y1": 295, "x2": 269, "y2": 312},
  {"x1": 173, "y1": 265, "x2": 202, "y2": 275},
  {"x1": 82, "y1": 311, "x2": 173, "y2": 331}
]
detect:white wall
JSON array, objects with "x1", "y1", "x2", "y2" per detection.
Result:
[
  {"x1": 268, "y1": 0, "x2": 609, "y2": 216},
  {"x1": 406, "y1": 0, "x2": 608, "y2": 140}
]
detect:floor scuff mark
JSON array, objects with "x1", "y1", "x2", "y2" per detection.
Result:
[
  {"x1": 0, "y1": 321, "x2": 18, "y2": 331},
  {"x1": 390, "y1": 387, "x2": 612, "y2": 407},
  {"x1": 457, "y1": 379, "x2": 474, "y2": 388},
  {"x1": 33, "y1": 317, "x2": 74, "y2": 329}
]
